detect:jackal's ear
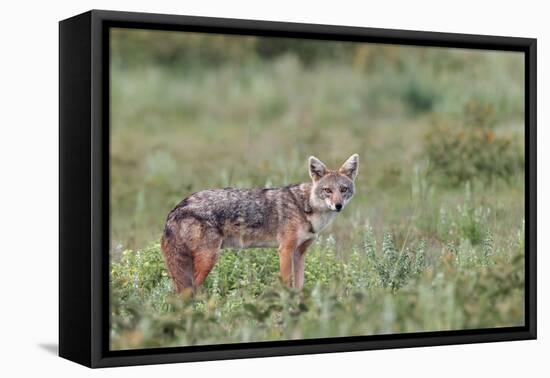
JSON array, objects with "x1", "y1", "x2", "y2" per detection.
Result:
[
  {"x1": 309, "y1": 156, "x2": 327, "y2": 181},
  {"x1": 339, "y1": 153, "x2": 359, "y2": 181}
]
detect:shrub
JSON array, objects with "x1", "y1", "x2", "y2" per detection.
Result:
[
  {"x1": 403, "y1": 76, "x2": 438, "y2": 114},
  {"x1": 364, "y1": 225, "x2": 426, "y2": 291},
  {"x1": 424, "y1": 112, "x2": 523, "y2": 186}
]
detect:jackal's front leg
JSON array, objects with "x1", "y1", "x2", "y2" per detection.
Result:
[
  {"x1": 293, "y1": 239, "x2": 313, "y2": 289},
  {"x1": 278, "y1": 238, "x2": 298, "y2": 287}
]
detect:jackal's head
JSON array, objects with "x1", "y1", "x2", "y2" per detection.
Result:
[{"x1": 308, "y1": 154, "x2": 359, "y2": 212}]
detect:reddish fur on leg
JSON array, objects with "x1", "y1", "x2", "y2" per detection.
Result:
[
  {"x1": 293, "y1": 239, "x2": 313, "y2": 289},
  {"x1": 161, "y1": 237, "x2": 194, "y2": 292},
  {"x1": 193, "y1": 249, "x2": 220, "y2": 286},
  {"x1": 278, "y1": 237, "x2": 298, "y2": 287}
]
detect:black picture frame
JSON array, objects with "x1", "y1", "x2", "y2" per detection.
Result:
[{"x1": 59, "y1": 9, "x2": 537, "y2": 368}]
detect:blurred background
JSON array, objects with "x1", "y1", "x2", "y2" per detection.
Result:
[
  {"x1": 109, "y1": 27, "x2": 526, "y2": 349},
  {"x1": 110, "y1": 28, "x2": 524, "y2": 256}
]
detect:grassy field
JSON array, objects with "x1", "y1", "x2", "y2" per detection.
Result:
[{"x1": 109, "y1": 29, "x2": 525, "y2": 350}]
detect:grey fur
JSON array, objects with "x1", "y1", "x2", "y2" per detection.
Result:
[{"x1": 164, "y1": 184, "x2": 312, "y2": 249}]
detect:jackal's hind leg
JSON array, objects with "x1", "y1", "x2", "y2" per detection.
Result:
[
  {"x1": 188, "y1": 225, "x2": 222, "y2": 287},
  {"x1": 193, "y1": 245, "x2": 221, "y2": 287},
  {"x1": 162, "y1": 219, "x2": 221, "y2": 293}
]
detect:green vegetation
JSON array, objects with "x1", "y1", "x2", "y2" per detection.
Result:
[
  {"x1": 425, "y1": 103, "x2": 524, "y2": 186},
  {"x1": 111, "y1": 209, "x2": 524, "y2": 349},
  {"x1": 109, "y1": 29, "x2": 525, "y2": 350}
]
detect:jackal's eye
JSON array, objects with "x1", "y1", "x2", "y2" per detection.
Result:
[
  {"x1": 322, "y1": 187, "x2": 332, "y2": 194},
  {"x1": 340, "y1": 187, "x2": 348, "y2": 193}
]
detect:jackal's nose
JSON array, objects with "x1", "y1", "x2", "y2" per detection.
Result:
[{"x1": 335, "y1": 203, "x2": 342, "y2": 211}]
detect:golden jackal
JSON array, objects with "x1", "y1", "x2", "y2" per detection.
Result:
[{"x1": 161, "y1": 154, "x2": 359, "y2": 292}]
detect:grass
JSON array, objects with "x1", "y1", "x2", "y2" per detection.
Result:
[
  {"x1": 110, "y1": 207, "x2": 524, "y2": 349},
  {"x1": 109, "y1": 30, "x2": 526, "y2": 350}
]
